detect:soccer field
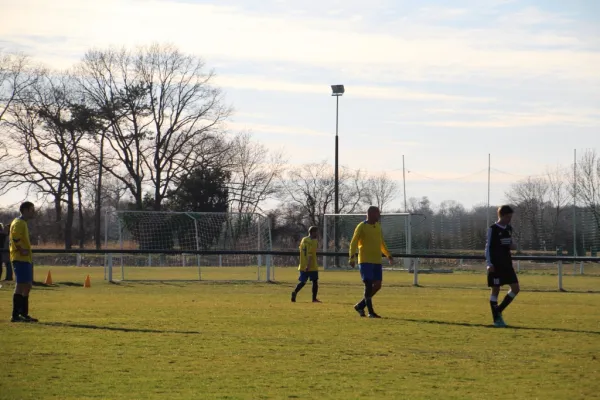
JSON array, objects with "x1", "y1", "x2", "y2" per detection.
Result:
[{"x1": 1, "y1": 267, "x2": 599, "y2": 400}]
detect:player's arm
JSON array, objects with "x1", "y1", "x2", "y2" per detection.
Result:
[
  {"x1": 380, "y1": 231, "x2": 393, "y2": 264},
  {"x1": 485, "y1": 227, "x2": 494, "y2": 272},
  {"x1": 11, "y1": 223, "x2": 31, "y2": 257},
  {"x1": 348, "y1": 224, "x2": 362, "y2": 267},
  {"x1": 301, "y1": 239, "x2": 309, "y2": 271}
]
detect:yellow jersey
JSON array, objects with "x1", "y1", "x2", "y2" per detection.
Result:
[
  {"x1": 298, "y1": 236, "x2": 318, "y2": 271},
  {"x1": 9, "y1": 217, "x2": 32, "y2": 264},
  {"x1": 349, "y1": 221, "x2": 391, "y2": 265}
]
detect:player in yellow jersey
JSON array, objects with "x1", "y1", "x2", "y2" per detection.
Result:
[
  {"x1": 349, "y1": 206, "x2": 393, "y2": 318},
  {"x1": 291, "y1": 226, "x2": 321, "y2": 303},
  {"x1": 9, "y1": 201, "x2": 38, "y2": 323}
]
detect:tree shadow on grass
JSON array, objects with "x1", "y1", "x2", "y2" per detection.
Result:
[
  {"x1": 391, "y1": 317, "x2": 600, "y2": 335},
  {"x1": 40, "y1": 322, "x2": 202, "y2": 335}
]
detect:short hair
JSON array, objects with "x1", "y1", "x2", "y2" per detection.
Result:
[
  {"x1": 19, "y1": 201, "x2": 35, "y2": 214},
  {"x1": 308, "y1": 226, "x2": 318, "y2": 235},
  {"x1": 497, "y1": 205, "x2": 514, "y2": 217},
  {"x1": 367, "y1": 206, "x2": 379, "y2": 214}
]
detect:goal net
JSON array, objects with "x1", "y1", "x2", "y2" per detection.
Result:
[
  {"x1": 104, "y1": 211, "x2": 272, "y2": 281},
  {"x1": 322, "y1": 213, "x2": 412, "y2": 269}
]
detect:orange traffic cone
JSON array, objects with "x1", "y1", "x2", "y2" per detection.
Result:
[
  {"x1": 44, "y1": 270, "x2": 53, "y2": 285},
  {"x1": 84, "y1": 274, "x2": 91, "y2": 288}
]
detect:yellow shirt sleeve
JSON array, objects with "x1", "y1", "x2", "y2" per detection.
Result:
[
  {"x1": 380, "y1": 228, "x2": 391, "y2": 258},
  {"x1": 11, "y1": 221, "x2": 31, "y2": 250},
  {"x1": 299, "y1": 237, "x2": 307, "y2": 270},
  {"x1": 10, "y1": 219, "x2": 32, "y2": 263},
  {"x1": 349, "y1": 223, "x2": 362, "y2": 259}
]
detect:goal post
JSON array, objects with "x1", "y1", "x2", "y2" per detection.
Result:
[
  {"x1": 322, "y1": 213, "x2": 412, "y2": 269},
  {"x1": 104, "y1": 211, "x2": 272, "y2": 282}
]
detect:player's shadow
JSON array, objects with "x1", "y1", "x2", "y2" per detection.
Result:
[
  {"x1": 39, "y1": 321, "x2": 202, "y2": 335},
  {"x1": 397, "y1": 318, "x2": 600, "y2": 336}
]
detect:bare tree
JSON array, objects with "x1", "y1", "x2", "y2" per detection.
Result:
[
  {"x1": 228, "y1": 131, "x2": 286, "y2": 215},
  {"x1": 0, "y1": 51, "x2": 37, "y2": 190},
  {"x1": 137, "y1": 44, "x2": 232, "y2": 210},
  {"x1": 2, "y1": 73, "x2": 92, "y2": 248},
  {"x1": 575, "y1": 149, "x2": 600, "y2": 234},
  {"x1": 0, "y1": 51, "x2": 37, "y2": 122},
  {"x1": 506, "y1": 177, "x2": 549, "y2": 250},
  {"x1": 546, "y1": 166, "x2": 570, "y2": 246},
  {"x1": 364, "y1": 172, "x2": 398, "y2": 212},
  {"x1": 279, "y1": 161, "x2": 366, "y2": 229},
  {"x1": 75, "y1": 44, "x2": 232, "y2": 212}
]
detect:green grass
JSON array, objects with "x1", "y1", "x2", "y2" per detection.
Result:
[{"x1": 1, "y1": 267, "x2": 599, "y2": 400}]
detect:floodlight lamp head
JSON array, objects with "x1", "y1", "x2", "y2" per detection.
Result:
[{"x1": 331, "y1": 84, "x2": 345, "y2": 96}]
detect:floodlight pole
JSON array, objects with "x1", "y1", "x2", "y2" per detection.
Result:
[
  {"x1": 334, "y1": 94, "x2": 340, "y2": 267},
  {"x1": 335, "y1": 94, "x2": 339, "y2": 217},
  {"x1": 331, "y1": 85, "x2": 344, "y2": 267}
]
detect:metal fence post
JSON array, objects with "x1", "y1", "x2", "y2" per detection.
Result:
[
  {"x1": 413, "y1": 257, "x2": 419, "y2": 286},
  {"x1": 558, "y1": 260, "x2": 564, "y2": 291}
]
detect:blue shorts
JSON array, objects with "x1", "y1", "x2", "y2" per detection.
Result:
[
  {"x1": 299, "y1": 271, "x2": 319, "y2": 282},
  {"x1": 13, "y1": 261, "x2": 33, "y2": 284},
  {"x1": 359, "y1": 263, "x2": 383, "y2": 281}
]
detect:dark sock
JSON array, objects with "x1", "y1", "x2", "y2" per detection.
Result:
[
  {"x1": 497, "y1": 293, "x2": 516, "y2": 313},
  {"x1": 12, "y1": 294, "x2": 23, "y2": 318},
  {"x1": 365, "y1": 297, "x2": 375, "y2": 314},
  {"x1": 312, "y1": 281, "x2": 318, "y2": 301},
  {"x1": 22, "y1": 295, "x2": 29, "y2": 316},
  {"x1": 490, "y1": 300, "x2": 499, "y2": 321},
  {"x1": 355, "y1": 299, "x2": 366, "y2": 309},
  {"x1": 294, "y1": 281, "x2": 306, "y2": 293},
  {"x1": 363, "y1": 281, "x2": 374, "y2": 314}
]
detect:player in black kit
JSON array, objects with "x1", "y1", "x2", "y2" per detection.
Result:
[{"x1": 485, "y1": 205, "x2": 520, "y2": 327}]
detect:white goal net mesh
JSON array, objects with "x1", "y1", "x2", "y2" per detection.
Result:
[
  {"x1": 322, "y1": 213, "x2": 412, "y2": 269},
  {"x1": 104, "y1": 211, "x2": 272, "y2": 281}
]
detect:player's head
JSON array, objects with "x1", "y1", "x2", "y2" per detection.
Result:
[
  {"x1": 308, "y1": 226, "x2": 319, "y2": 239},
  {"x1": 367, "y1": 206, "x2": 381, "y2": 223},
  {"x1": 19, "y1": 201, "x2": 36, "y2": 220},
  {"x1": 497, "y1": 205, "x2": 513, "y2": 225}
]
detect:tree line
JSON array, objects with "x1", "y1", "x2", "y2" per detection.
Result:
[{"x1": 1, "y1": 46, "x2": 599, "y2": 253}]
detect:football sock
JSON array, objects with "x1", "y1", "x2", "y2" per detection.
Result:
[
  {"x1": 365, "y1": 297, "x2": 375, "y2": 315},
  {"x1": 312, "y1": 281, "x2": 318, "y2": 301},
  {"x1": 355, "y1": 299, "x2": 366, "y2": 310},
  {"x1": 497, "y1": 291, "x2": 517, "y2": 313},
  {"x1": 489, "y1": 295, "x2": 499, "y2": 321},
  {"x1": 356, "y1": 281, "x2": 374, "y2": 310},
  {"x1": 22, "y1": 295, "x2": 29, "y2": 316},
  {"x1": 294, "y1": 281, "x2": 306, "y2": 293},
  {"x1": 363, "y1": 281, "x2": 375, "y2": 314},
  {"x1": 12, "y1": 294, "x2": 23, "y2": 318}
]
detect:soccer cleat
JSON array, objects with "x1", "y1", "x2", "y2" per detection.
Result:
[
  {"x1": 494, "y1": 315, "x2": 507, "y2": 328},
  {"x1": 312, "y1": 299, "x2": 322, "y2": 303},
  {"x1": 354, "y1": 305, "x2": 366, "y2": 317},
  {"x1": 21, "y1": 315, "x2": 39, "y2": 323},
  {"x1": 291, "y1": 291, "x2": 297, "y2": 303},
  {"x1": 11, "y1": 315, "x2": 26, "y2": 323},
  {"x1": 368, "y1": 313, "x2": 382, "y2": 319}
]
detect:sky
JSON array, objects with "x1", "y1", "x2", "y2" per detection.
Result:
[{"x1": 0, "y1": 0, "x2": 599, "y2": 210}]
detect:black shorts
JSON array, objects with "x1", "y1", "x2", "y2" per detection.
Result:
[{"x1": 487, "y1": 265, "x2": 518, "y2": 287}]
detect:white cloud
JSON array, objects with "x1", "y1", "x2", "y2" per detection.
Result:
[
  {"x1": 496, "y1": 6, "x2": 574, "y2": 26},
  {"x1": 217, "y1": 75, "x2": 494, "y2": 102},
  {"x1": 385, "y1": 107, "x2": 600, "y2": 128},
  {"x1": 226, "y1": 121, "x2": 330, "y2": 137},
  {"x1": 1, "y1": 0, "x2": 598, "y2": 84}
]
